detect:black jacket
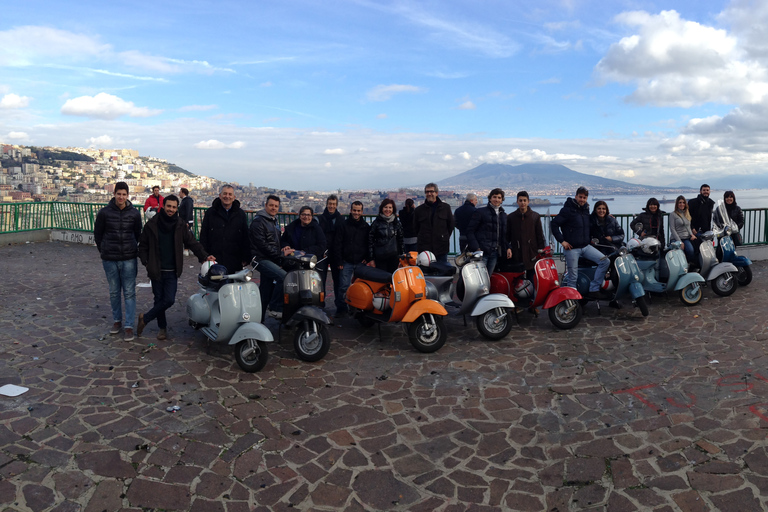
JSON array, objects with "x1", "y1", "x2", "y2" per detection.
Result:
[
  {"x1": 179, "y1": 195, "x2": 194, "y2": 223},
  {"x1": 334, "y1": 215, "x2": 370, "y2": 266},
  {"x1": 281, "y1": 218, "x2": 327, "y2": 257},
  {"x1": 94, "y1": 198, "x2": 142, "y2": 261},
  {"x1": 318, "y1": 209, "x2": 343, "y2": 263},
  {"x1": 467, "y1": 204, "x2": 507, "y2": 254},
  {"x1": 414, "y1": 197, "x2": 455, "y2": 256},
  {"x1": 551, "y1": 197, "x2": 591, "y2": 249},
  {"x1": 199, "y1": 198, "x2": 250, "y2": 273},
  {"x1": 630, "y1": 208, "x2": 666, "y2": 247},
  {"x1": 688, "y1": 194, "x2": 715, "y2": 233},
  {"x1": 249, "y1": 210, "x2": 283, "y2": 263},
  {"x1": 454, "y1": 200, "x2": 476, "y2": 239},
  {"x1": 399, "y1": 208, "x2": 416, "y2": 239},
  {"x1": 138, "y1": 213, "x2": 208, "y2": 280},
  {"x1": 590, "y1": 214, "x2": 625, "y2": 255},
  {"x1": 368, "y1": 216, "x2": 404, "y2": 263}
]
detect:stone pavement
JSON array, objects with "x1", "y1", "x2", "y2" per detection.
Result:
[{"x1": 1, "y1": 240, "x2": 768, "y2": 511}]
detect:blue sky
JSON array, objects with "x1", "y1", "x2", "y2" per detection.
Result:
[{"x1": 0, "y1": 0, "x2": 765, "y2": 190}]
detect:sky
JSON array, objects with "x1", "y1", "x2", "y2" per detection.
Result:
[{"x1": 1, "y1": 0, "x2": 767, "y2": 190}]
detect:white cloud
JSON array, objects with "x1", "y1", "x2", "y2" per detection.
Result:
[
  {"x1": 377, "y1": 113, "x2": 388, "y2": 119},
  {"x1": 0, "y1": 94, "x2": 30, "y2": 109},
  {"x1": 119, "y1": 51, "x2": 234, "y2": 74},
  {"x1": 459, "y1": 151, "x2": 471, "y2": 160},
  {"x1": 61, "y1": 93, "x2": 162, "y2": 119},
  {"x1": 0, "y1": 26, "x2": 110, "y2": 66},
  {"x1": 195, "y1": 140, "x2": 245, "y2": 149},
  {"x1": 87, "y1": 135, "x2": 114, "y2": 147},
  {"x1": 179, "y1": 104, "x2": 218, "y2": 112},
  {"x1": 443, "y1": 154, "x2": 453, "y2": 161},
  {"x1": 324, "y1": 148, "x2": 345, "y2": 155},
  {"x1": 5, "y1": 131, "x2": 29, "y2": 141},
  {"x1": 367, "y1": 84, "x2": 427, "y2": 102},
  {"x1": 324, "y1": 162, "x2": 332, "y2": 168},
  {"x1": 457, "y1": 101, "x2": 476, "y2": 110}
]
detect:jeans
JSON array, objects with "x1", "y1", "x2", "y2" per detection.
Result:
[
  {"x1": 318, "y1": 264, "x2": 344, "y2": 310},
  {"x1": 340, "y1": 263, "x2": 365, "y2": 311},
  {"x1": 681, "y1": 239, "x2": 695, "y2": 261},
  {"x1": 143, "y1": 271, "x2": 178, "y2": 329},
  {"x1": 563, "y1": 245, "x2": 610, "y2": 292},
  {"x1": 483, "y1": 250, "x2": 499, "y2": 275},
  {"x1": 102, "y1": 258, "x2": 137, "y2": 329},
  {"x1": 256, "y1": 259, "x2": 287, "y2": 315}
]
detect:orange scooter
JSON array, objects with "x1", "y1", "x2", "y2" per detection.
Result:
[{"x1": 346, "y1": 255, "x2": 449, "y2": 353}]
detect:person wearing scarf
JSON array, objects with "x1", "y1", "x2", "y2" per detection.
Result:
[
  {"x1": 723, "y1": 191, "x2": 745, "y2": 246},
  {"x1": 368, "y1": 199, "x2": 404, "y2": 273},
  {"x1": 467, "y1": 188, "x2": 512, "y2": 275}
]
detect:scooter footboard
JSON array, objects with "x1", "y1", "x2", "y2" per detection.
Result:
[
  {"x1": 469, "y1": 294, "x2": 515, "y2": 317},
  {"x1": 285, "y1": 306, "x2": 331, "y2": 327},
  {"x1": 542, "y1": 287, "x2": 582, "y2": 310},
  {"x1": 674, "y1": 273, "x2": 706, "y2": 291},
  {"x1": 228, "y1": 323, "x2": 275, "y2": 345},
  {"x1": 401, "y1": 300, "x2": 448, "y2": 323}
]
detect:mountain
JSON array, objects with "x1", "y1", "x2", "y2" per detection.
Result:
[{"x1": 437, "y1": 163, "x2": 695, "y2": 195}]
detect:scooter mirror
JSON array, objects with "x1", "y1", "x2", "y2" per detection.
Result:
[{"x1": 635, "y1": 223, "x2": 643, "y2": 233}]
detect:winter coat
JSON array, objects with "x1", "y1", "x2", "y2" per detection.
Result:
[
  {"x1": 143, "y1": 194, "x2": 164, "y2": 212},
  {"x1": 507, "y1": 208, "x2": 545, "y2": 270},
  {"x1": 199, "y1": 198, "x2": 250, "y2": 273},
  {"x1": 281, "y1": 218, "x2": 327, "y2": 257},
  {"x1": 249, "y1": 210, "x2": 283, "y2": 263},
  {"x1": 368, "y1": 216, "x2": 404, "y2": 263},
  {"x1": 138, "y1": 213, "x2": 208, "y2": 281},
  {"x1": 669, "y1": 211, "x2": 694, "y2": 242},
  {"x1": 334, "y1": 215, "x2": 370, "y2": 266},
  {"x1": 94, "y1": 198, "x2": 142, "y2": 261},
  {"x1": 399, "y1": 208, "x2": 416, "y2": 240},
  {"x1": 467, "y1": 204, "x2": 507, "y2": 255},
  {"x1": 551, "y1": 197, "x2": 591, "y2": 249},
  {"x1": 630, "y1": 208, "x2": 666, "y2": 247},
  {"x1": 725, "y1": 203, "x2": 744, "y2": 230},
  {"x1": 688, "y1": 194, "x2": 715, "y2": 233},
  {"x1": 414, "y1": 197, "x2": 455, "y2": 256},
  {"x1": 179, "y1": 195, "x2": 194, "y2": 224},
  {"x1": 318, "y1": 208, "x2": 343, "y2": 267},
  {"x1": 454, "y1": 200, "x2": 476, "y2": 240},
  {"x1": 590, "y1": 214, "x2": 625, "y2": 255}
]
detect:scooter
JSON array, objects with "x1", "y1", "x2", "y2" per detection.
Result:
[
  {"x1": 713, "y1": 199, "x2": 753, "y2": 286},
  {"x1": 409, "y1": 250, "x2": 516, "y2": 340},
  {"x1": 695, "y1": 232, "x2": 738, "y2": 297},
  {"x1": 275, "y1": 251, "x2": 332, "y2": 362},
  {"x1": 490, "y1": 246, "x2": 583, "y2": 329},
  {"x1": 346, "y1": 255, "x2": 449, "y2": 353},
  {"x1": 187, "y1": 261, "x2": 274, "y2": 372}
]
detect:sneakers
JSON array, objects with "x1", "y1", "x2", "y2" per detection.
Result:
[
  {"x1": 266, "y1": 309, "x2": 283, "y2": 320},
  {"x1": 157, "y1": 329, "x2": 167, "y2": 341},
  {"x1": 110, "y1": 322, "x2": 122, "y2": 335},
  {"x1": 136, "y1": 314, "x2": 146, "y2": 337},
  {"x1": 124, "y1": 328, "x2": 134, "y2": 341}
]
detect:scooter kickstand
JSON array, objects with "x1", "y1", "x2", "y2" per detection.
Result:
[{"x1": 462, "y1": 315, "x2": 467, "y2": 327}]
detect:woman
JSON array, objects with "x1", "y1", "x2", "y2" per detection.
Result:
[
  {"x1": 368, "y1": 199, "x2": 404, "y2": 273},
  {"x1": 630, "y1": 197, "x2": 665, "y2": 248},
  {"x1": 724, "y1": 191, "x2": 745, "y2": 246},
  {"x1": 281, "y1": 206, "x2": 327, "y2": 256},
  {"x1": 590, "y1": 201, "x2": 624, "y2": 256},
  {"x1": 399, "y1": 198, "x2": 417, "y2": 253},
  {"x1": 670, "y1": 195, "x2": 697, "y2": 261}
]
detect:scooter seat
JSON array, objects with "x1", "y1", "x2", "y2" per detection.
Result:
[
  {"x1": 354, "y1": 265, "x2": 393, "y2": 283},
  {"x1": 420, "y1": 262, "x2": 456, "y2": 276}
]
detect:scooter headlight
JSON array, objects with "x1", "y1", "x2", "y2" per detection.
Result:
[{"x1": 554, "y1": 280, "x2": 560, "y2": 287}]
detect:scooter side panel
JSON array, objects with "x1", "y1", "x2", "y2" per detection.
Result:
[
  {"x1": 285, "y1": 306, "x2": 331, "y2": 327},
  {"x1": 346, "y1": 281, "x2": 376, "y2": 311},
  {"x1": 401, "y1": 299, "x2": 448, "y2": 323},
  {"x1": 730, "y1": 256, "x2": 752, "y2": 266},
  {"x1": 704, "y1": 262, "x2": 738, "y2": 281},
  {"x1": 228, "y1": 323, "x2": 274, "y2": 345},
  {"x1": 542, "y1": 287, "x2": 581, "y2": 310},
  {"x1": 674, "y1": 272, "x2": 706, "y2": 290},
  {"x1": 187, "y1": 293, "x2": 211, "y2": 324},
  {"x1": 469, "y1": 293, "x2": 515, "y2": 316},
  {"x1": 489, "y1": 272, "x2": 512, "y2": 297}
]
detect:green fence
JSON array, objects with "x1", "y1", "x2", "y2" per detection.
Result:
[{"x1": 2, "y1": 202, "x2": 767, "y2": 255}]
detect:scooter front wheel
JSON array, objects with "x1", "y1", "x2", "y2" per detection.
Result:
[
  {"x1": 235, "y1": 339, "x2": 269, "y2": 373},
  {"x1": 408, "y1": 314, "x2": 447, "y2": 353},
  {"x1": 712, "y1": 273, "x2": 738, "y2": 297},
  {"x1": 737, "y1": 266, "x2": 752, "y2": 287},
  {"x1": 679, "y1": 283, "x2": 703, "y2": 306},
  {"x1": 476, "y1": 307, "x2": 513, "y2": 340},
  {"x1": 548, "y1": 299, "x2": 582, "y2": 330},
  {"x1": 294, "y1": 321, "x2": 331, "y2": 362},
  {"x1": 635, "y1": 295, "x2": 649, "y2": 317}
]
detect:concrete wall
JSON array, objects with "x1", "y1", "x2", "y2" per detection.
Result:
[{"x1": 0, "y1": 230, "x2": 51, "y2": 245}]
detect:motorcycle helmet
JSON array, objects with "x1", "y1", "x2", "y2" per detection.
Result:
[
  {"x1": 514, "y1": 279, "x2": 534, "y2": 300},
  {"x1": 640, "y1": 238, "x2": 660, "y2": 255},
  {"x1": 627, "y1": 238, "x2": 641, "y2": 252},
  {"x1": 200, "y1": 263, "x2": 229, "y2": 290},
  {"x1": 416, "y1": 251, "x2": 436, "y2": 267},
  {"x1": 200, "y1": 260, "x2": 216, "y2": 277}
]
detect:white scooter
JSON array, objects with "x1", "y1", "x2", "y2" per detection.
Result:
[
  {"x1": 696, "y1": 231, "x2": 739, "y2": 297},
  {"x1": 187, "y1": 261, "x2": 274, "y2": 372}
]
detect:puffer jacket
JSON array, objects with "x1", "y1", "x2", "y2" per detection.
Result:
[
  {"x1": 590, "y1": 213, "x2": 625, "y2": 255},
  {"x1": 94, "y1": 198, "x2": 142, "y2": 261},
  {"x1": 138, "y1": 213, "x2": 208, "y2": 280},
  {"x1": 199, "y1": 198, "x2": 250, "y2": 273},
  {"x1": 281, "y1": 218, "x2": 327, "y2": 257},
  {"x1": 467, "y1": 204, "x2": 507, "y2": 254},
  {"x1": 551, "y1": 197, "x2": 591, "y2": 249},
  {"x1": 249, "y1": 209, "x2": 283, "y2": 263},
  {"x1": 630, "y1": 208, "x2": 666, "y2": 247},
  {"x1": 368, "y1": 216, "x2": 404, "y2": 262},
  {"x1": 414, "y1": 197, "x2": 455, "y2": 256},
  {"x1": 334, "y1": 215, "x2": 370, "y2": 266}
]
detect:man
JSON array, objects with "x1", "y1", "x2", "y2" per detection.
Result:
[
  {"x1": 178, "y1": 188, "x2": 194, "y2": 228},
  {"x1": 454, "y1": 193, "x2": 478, "y2": 251},
  {"x1": 688, "y1": 184, "x2": 715, "y2": 234},
  {"x1": 414, "y1": 183, "x2": 455, "y2": 263},
  {"x1": 551, "y1": 186, "x2": 610, "y2": 298},
  {"x1": 199, "y1": 184, "x2": 250, "y2": 274},
  {"x1": 334, "y1": 201, "x2": 370, "y2": 315},
  {"x1": 317, "y1": 195, "x2": 343, "y2": 311},
  {"x1": 94, "y1": 181, "x2": 142, "y2": 341},
  {"x1": 507, "y1": 191, "x2": 545, "y2": 280},
  {"x1": 467, "y1": 188, "x2": 511, "y2": 274},
  {"x1": 143, "y1": 185, "x2": 164, "y2": 212},
  {"x1": 136, "y1": 195, "x2": 214, "y2": 340},
  {"x1": 250, "y1": 195, "x2": 293, "y2": 319}
]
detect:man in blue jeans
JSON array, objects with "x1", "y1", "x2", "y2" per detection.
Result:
[
  {"x1": 334, "y1": 201, "x2": 370, "y2": 315},
  {"x1": 94, "y1": 181, "x2": 142, "y2": 341},
  {"x1": 551, "y1": 186, "x2": 610, "y2": 298}
]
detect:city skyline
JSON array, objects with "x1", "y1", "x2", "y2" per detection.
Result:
[{"x1": 1, "y1": 1, "x2": 767, "y2": 189}]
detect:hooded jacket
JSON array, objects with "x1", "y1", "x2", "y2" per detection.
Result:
[
  {"x1": 249, "y1": 209, "x2": 283, "y2": 263},
  {"x1": 630, "y1": 207, "x2": 666, "y2": 247},
  {"x1": 551, "y1": 197, "x2": 591, "y2": 249},
  {"x1": 94, "y1": 198, "x2": 142, "y2": 261},
  {"x1": 467, "y1": 204, "x2": 507, "y2": 254},
  {"x1": 334, "y1": 214, "x2": 370, "y2": 266},
  {"x1": 199, "y1": 197, "x2": 250, "y2": 273},
  {"x1": 138, "y1": 212, "x2": 208, "y2": 280}
]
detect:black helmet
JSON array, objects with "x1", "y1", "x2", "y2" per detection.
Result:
[{"x1": 199, "y1": 264, "x2": 229, "y2": 289}]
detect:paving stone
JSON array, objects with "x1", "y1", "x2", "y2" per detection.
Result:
[
  {"x1": 22, "y1": 484, "x2": 55, "y2": 511},
  {"x1": 77, "y1": 450, "x2": 136, "y2": 478},
  {"x1": 687, "y1": 471, "x2": 744, "y2": 492},
  {"x1": 565, "y1": 457, "x2": 606, "y2": 484},
  {"x1": 352, "y1": 470, "x2": 420, "y2": 508},
  {"x1": 708, "y1": 487, "x2": 763, "y2": 512}
]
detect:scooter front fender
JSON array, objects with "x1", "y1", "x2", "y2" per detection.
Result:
[
  {"x1": 542, "y1": 287, "x2": 582, "y2": 310},
  {"x1": 673, "y1": 272, "x2": 706, "y2": 291},
  {"x1": 228, "y1": 322, "x2": 274, "y2": 345},
  {"x1": 628, "y1": 282, "x2": 645, "y2": 300},
  {"x1": 469, "y1": 293, "x2": 515, "y2": 317},
  {"x1": 285, "y1": 306, "x2": 331, "y2": 327},
  {"x1": 401, "y1": 299, "x2": 448, "y2": 323},
  {"x1": 729, "y1": 255, "x2": 752, "y2": 266},
  {"x1": 705, "y1": 262, "x2": 739, "y2": 281}
]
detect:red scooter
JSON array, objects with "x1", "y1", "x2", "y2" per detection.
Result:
[{"x1": 490, "y1": 246, "x2": 583, "y2": 329}]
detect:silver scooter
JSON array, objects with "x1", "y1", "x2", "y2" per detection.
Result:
[
  {"x1": 417, "y1": 250, "x2": 516, "y2": 341},
  {"x1": 696, "y1": 231, "x2": 739, "y2": 297},
  {"x1": 187, "y1": 261, "x2": 274, "y2": 372}
]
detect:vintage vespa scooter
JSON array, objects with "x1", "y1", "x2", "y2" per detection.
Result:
[
  {"x1": 695, "y1": 231, "x2": 738, "y2": 297},
  {"x1": 713, "y1": 199, "x2": 753, "y2": 286},
  {"x1": 187, "y1": 261, "x2": 274, "y2": 372},
  {"x1": 346, "y1": 256, "x2": 449, "y2": 353},
  {"x1": 409, "y1": 250, "x2": 516, "y2": 340}
]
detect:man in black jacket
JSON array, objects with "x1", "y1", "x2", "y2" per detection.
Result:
[
  {"x1": 317, "y1": 195, "x2": 343, "y2": 309},
  {"x1": 688, "y1": 184, "x2": 715, "y2": 234},
  {"x1": 178, "y1": 188, "x2": 194, "y2": 228},
  {"x1": 467, "y1": 188, "x2": 511, "y2": 274},
  {"x1": 335, "y1": 201, "x2": 370, "y2": 315},
  {"x1": 454, "y1": 193, "x2": 477, "y2": 251},
  {"x1": 250, "y1": 195, "x2": 292, "y2": 319},
  {"x1": 136, "y1": 195, "x2": 214, "y2": 340},
  {"x1": 199, "y1": 185, "x2": 249, "y2": 274},
  {"x1": 94, "y1": 181, "x2": 142, "y2": 340},
  {"x1": 414, "y1": 183, "x2": 455, "y2": 263}
]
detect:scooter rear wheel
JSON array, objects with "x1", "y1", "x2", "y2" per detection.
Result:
[
  {"x1": 408, "y1": 314, "x2": 447, "y2": 353},
  {"x1": 294, "y1": 321, "x2": 331, "y2": 362},
  {"x1": 679, "y1": 283, "x2": 702, "y2": 306},
  {"x1": 712, "y1": 273, "x2": 738, "y2": 297},
  {"x1": 235, "y1": 339, "x2": 269, "y2": 373},
  {"x1": 476, "y1": 307, "x2": 513, "y2": 340},
  {"x1": 548, "y1": 299, "x2": 582, "y2": 330},
  {"x1": 737, "y1": 266, "x2": 753, "y2": 287}
]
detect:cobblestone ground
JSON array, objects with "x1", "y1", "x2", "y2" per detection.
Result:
[{"x1": 1, "y1": 241, "x2": 768, "y2": 511}]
